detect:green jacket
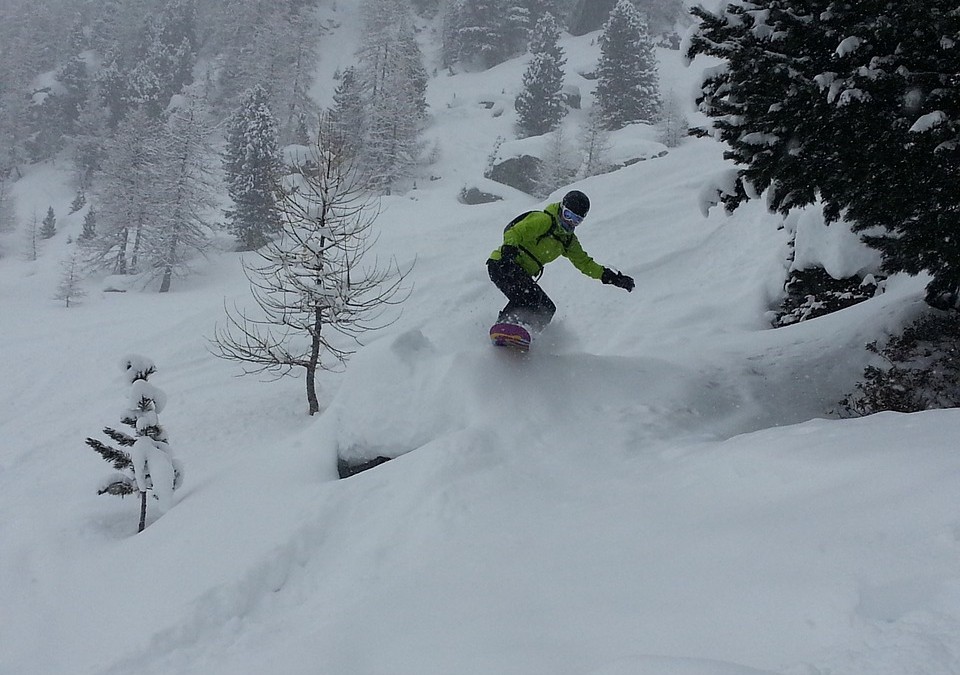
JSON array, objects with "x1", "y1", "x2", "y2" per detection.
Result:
[{"x1": 489, "y1": 202, "x2": 605, "y2": 279}]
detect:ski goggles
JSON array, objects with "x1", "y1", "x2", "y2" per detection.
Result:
[{"x1": 561, "y1": 207, "x2": 584, "y2": 226}]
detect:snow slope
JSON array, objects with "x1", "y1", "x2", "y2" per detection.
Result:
[{"x1": 1, "y1": 4, "x2": 959, "y2": 674}]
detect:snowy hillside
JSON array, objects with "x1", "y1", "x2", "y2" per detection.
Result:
[{"x1": 2, "y1": 4, "x2": 960, "y2": 675}]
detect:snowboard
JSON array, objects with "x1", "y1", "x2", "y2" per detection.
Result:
[{"x1": 489, "y1": 322, "x2": 532, "y2": 351}]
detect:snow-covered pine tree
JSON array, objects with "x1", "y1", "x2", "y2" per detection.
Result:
[
  {"x1": 454, "y1": 0, "x2": 530, "y2": 69},
  {"x1": 569, "y1": 0, "x2": 683, "y2": 38},
  {"x1": 328, "y1": 67, "x2": 366, "y2": 159},
  {"x1": 69, "y1": 191, "x2": 86, "y2": 214},
  {"x1": 524, "y1": 0, "x2": 566, "y2": 25},
  {"x1": 154, "y1": 95, "x2": 216, "y2": 292},
  {"x1": 79, "y1": 208, "x2": 96, "y2": 243},
  {"x1": 103, "y1": 1, "x2": 198, "y2": 122},
  {"x1": 223, "y1": 85, "x2": 282, "y2": 251},
  {"x1": 39, "y1": 206, "x2": 56, "y2": 240},
  {"x1": 687, "y1": 0, "x2": 960, "y2": 307},
  {"x1": 213, "y1": 120, "x2": 412, "y2": 415},
  {"x1": 54, "y1": 55, "x2": 91, "y2": 136},
  {"x1": 0, "y1": 174, "x2": 16, "y2": 234},
  {"x1": 440, "y1": 0, "x2": 465, "y2": 68},
  {"x1": 86, "y1": 355, "x2": 182, "y2": 533},
  {"x1": 90, "y1": 107, "x2": 165, "y2": 274},
  {"x1": 55, "y1": 249, "x2": 86, "y2": 307},
  {"x1": 72, "y1": 95, "x2": 110, "y2": 192},
  {"x1": 516, "y1": 12, "x2": 567, "y2": 138},
  {"x1": 595, "y1": 0, "x2": 661, "y2": 130}
]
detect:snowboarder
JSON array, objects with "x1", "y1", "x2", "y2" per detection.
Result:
[{"x1": 487, "y1": 190, "x2": 634, "y2": 335}]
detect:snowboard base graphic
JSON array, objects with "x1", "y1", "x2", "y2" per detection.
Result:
[{"x1": 489, "y1": 322, "x2": 532, "y2": 351}]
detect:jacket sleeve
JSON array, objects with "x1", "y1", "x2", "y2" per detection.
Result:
[{"x1": 564, "y1": 235, "x2": 605, "y2": 279}]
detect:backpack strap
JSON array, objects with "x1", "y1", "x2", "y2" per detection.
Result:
[{"x1": 504, "y1": 209, "x2": 565, "y2": 279}]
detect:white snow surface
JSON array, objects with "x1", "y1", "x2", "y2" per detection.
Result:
[{"x1": 2, "y1": 6, "x2": 960, "y2": 675}]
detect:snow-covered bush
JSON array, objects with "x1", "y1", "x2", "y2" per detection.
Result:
[
  {"x1": 839, "y1": 311, "x2": 960, "y2": 416},
  {"x1": 85, "y1": 355, "x2": 183, "y2": 532},
  {"x1": 774, "y1": 268, "x2": 880, "y2": 327}
]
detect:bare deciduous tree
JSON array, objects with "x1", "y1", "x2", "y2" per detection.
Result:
[{"x1": 212, "y1": 120, "x2": 412, "y2": 415}]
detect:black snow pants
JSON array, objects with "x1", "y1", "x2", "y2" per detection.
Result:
[{"x1": 487, "y1": 256, "x2": 556, "y2": 332}]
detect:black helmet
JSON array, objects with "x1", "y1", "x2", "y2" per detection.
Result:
[{"x1": 562, "y1": 190, "x2": 590, "y2": 218}]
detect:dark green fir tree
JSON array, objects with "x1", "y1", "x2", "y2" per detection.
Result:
[
  {"x1": 223, "y1": 85, "x2": 282, "y2": 251},
  {"x1": 515, "y1": 13, "x2": 567, "y2": 137},
  {"x1": 595, "y1": 0, "x2": 661, "y2": 130},
  {"x1": 39, "y1": 206, "x2": 57, "y2": 239},
  {"x1": 687, "y1": 1, "x2": 960, "y2": 307}
]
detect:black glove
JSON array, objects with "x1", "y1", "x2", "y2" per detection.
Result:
[
  {"x1": 602, "y1": 268, "x2": 634, "y2": 292},
  {"x1": 500, "y1": 244, "x2": 519, "y2": 261}
]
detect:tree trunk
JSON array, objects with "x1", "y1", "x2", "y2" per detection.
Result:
[
  {"x1": 138, "y1": 491, "x2": 147, "y2": 532},
  {"x1": 115, "y1": 227, "x2": 129, "y2": 274},
  {"x1": 159, "y1": 266, "x2": 172, "y2": 293},
  {"x1": 306, "y1": 309, "x2": 322, "y2": 415}
]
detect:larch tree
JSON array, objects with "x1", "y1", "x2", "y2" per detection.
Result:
[
  {"x1": 154, "y1": 96, "x2": 216, "y2": 292},
  {"x1": 357, "y1": 0, "x2": 428, "y2": 192},
  {"x1": 212, "y1": 119, "x2": 412, "y2": 415},
  {"x1": 90, "y1": 107, "x2": 165, "y2": 275},
  {"x1": 55, "y1": 249, "x2": 87, "y2": 308}
]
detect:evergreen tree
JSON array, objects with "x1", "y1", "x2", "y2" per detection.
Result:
[
  {"x1": 524, "y1": 0, "x2": 566, "y2": 25},
  {"x1": 130, "y1": 1, "x2": 198, "y2": 117},
  {"x1": 213, "y1": 122, "x2": 411, "y2": 415},
  {"x1": 0, "y1": 175, "x2": 17, "y2": 233},
  {"x1": 86, "y1": 355, "x2": 183, "y2": 533},
  {"x1": 223, "y1": 85, "x2": 282, "y2": 251},
  {"x1": 40, "y1": 206, "x2": 57, "y2": 240},
  {"x1": 69, "y1": 191, "x2": 86, "y2": 214},
  {"x1": 569, "y1": 0, "x2": 682, "y2": 37},
  {"x1": 455, "y1": 0, "x2": 530, "y2": 69},
  {"x1": 516, "y1": 12, "x2": 567, "y2": 137},
  {"x1": 72, "y1": 95, "x2": 111, "y2": 192},
  {"x1": 79, "y1": 208, "x2": 96, "y2": 243},
  {"x1": 54, "y1": 55, "x2": 91, "y2": 134},
  {"x1": 687, "y1": 1, "x2": 960, "y2": 307},
  {"x1": 328, "y1": 67, "x2": 365, "y2": 158},
  {"x1": 595, "y1": 0, "x2": 661, "y2": 130},
  {"x1": 440, "y1": 0, "x2": 465, "y2": 68}
]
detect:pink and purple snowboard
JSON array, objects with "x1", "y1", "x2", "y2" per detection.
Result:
[{"x1": 489, "y1": 322, "x2": 532, "y2": 351}]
